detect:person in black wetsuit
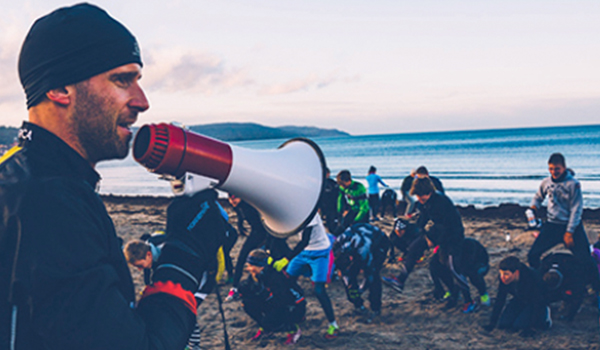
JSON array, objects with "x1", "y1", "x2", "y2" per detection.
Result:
[
  {"x1": 539, "y1": 252, "x2": 587, "y2": 321},
  {"x1": 383, "y1": 177, "x2": 463, "y2": 295},
  {"x1": 483, "y1": 256, "x2": 551, "y2": 337},
  {"x1": 380, "y1": 188, "x2": 398, "y2": 218},
  {"x1": 429, "y1": 237, "x2": 490, "y2": 312},
  {"x1": 333, "y1": 223, "x2": 390, "y2": 323},
  {"x1": 387, "y1": 217, "x2": 421, "y2": 263},
  {"x1": 239, "y1": 249, "x2": 305, "y2": 345},
  {"x1": 226, "y1": 195, "x2": 291, "y2": 301}
]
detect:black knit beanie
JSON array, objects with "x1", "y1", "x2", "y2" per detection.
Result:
[{"x1": 18, "y1": 3, "x2": 143, "y2": 108}]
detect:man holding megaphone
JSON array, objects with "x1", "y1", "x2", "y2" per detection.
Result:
[{"x1": 0, "y1": 4, "x2": 223, "y2": 349}]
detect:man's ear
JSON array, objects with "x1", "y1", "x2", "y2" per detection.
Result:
[{"x1": 46, "y1": 86, "x2": 72, "y2": 106}]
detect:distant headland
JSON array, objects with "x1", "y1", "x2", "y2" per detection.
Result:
[{"x1": 0, "y1": 123, "x2": 350, "y2": 149}]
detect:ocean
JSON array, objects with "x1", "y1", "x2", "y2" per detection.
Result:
[{"x1": 97, "y1": 124, "x2": 600, "y2": 209}]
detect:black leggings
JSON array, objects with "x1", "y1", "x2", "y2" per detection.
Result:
[
  {"x1": 314, "y1": 282, "x2": 336, "y2": 323},
  {"x1": 398, "y1": 235, "x2": 429, "y2": 283}
]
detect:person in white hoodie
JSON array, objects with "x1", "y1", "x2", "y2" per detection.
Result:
[{"x1": 527, "y1": 153, "x2": 600, "y2": 293}]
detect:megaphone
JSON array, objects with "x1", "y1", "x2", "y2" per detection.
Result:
[{"x1": 133, "y1": 123, "x2": 326, "y2": 238}]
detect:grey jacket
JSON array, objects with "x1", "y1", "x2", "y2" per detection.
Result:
[{"x1": 531, "y1": 173, "x2": 583, "y2": 233}]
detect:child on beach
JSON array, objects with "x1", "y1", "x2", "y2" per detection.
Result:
[{"x1": 239, "y1": 249, "x2": 305, "y2": 345}]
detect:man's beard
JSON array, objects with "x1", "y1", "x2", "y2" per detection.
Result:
[{"x1": 72, "y1": 83, "x2": 132, "y2": 163}]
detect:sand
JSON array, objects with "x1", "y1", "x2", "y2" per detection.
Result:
[{"x1": 103, "y1": 195, "x2": 600, "y2": 350}]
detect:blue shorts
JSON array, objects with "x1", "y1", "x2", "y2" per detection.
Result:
[{"x1": 286, "y1": 247, "x2": 334, "y2": 283}]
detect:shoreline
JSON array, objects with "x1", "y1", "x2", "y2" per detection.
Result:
[{"x1": 100, "y1": 194, "x2": 600, "y2": 223}]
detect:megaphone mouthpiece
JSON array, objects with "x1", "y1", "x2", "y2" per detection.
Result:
[{"x1": 134, "y1": 123, "x2": 233, "y2": 181}]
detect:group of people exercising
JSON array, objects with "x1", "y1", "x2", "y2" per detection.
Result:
[{"x1": 121, "y1": 152, "x2": 600, "y2": 347}]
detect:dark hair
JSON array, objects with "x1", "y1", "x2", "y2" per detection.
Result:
[
  {"x1": 415, "y1": 166, "x2": 429, "y2": 175},
  {"x1": 123, "y1": 240, "x2": 150, "y2": 264},
  {"x1": 337, "y1": 170, "x2": 352, "y2": 183},
  {"x1": 548, "y1": 153, "x2": 566, "y2": 166},
  {"x1": 498, "y1": 256, "x2": 521, "y2": 272},
  {"x1": 410, "y1": 177, "x2": 435, "y2": 196},
  {"x1": 368, "y1": 166, "x2": 376, "y2": 174}
]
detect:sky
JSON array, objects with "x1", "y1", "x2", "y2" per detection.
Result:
[{"x1": 1, "y1": 1, "x2": 599, "y2": 136}]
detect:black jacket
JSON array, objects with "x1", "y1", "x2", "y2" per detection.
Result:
[
  {"x1": 417, "y1": 191, "x2": 464, "y2": 251},
  {"x1": 0, "y1": 123, "x2": 195, "y2": 350},
  {"x1": 489, "y1": 263, "x2": 547, "y2": 328}
]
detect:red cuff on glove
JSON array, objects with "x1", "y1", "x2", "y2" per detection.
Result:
[{"x1": 141, "y1": 281, "x2": 197, "y2": 314}]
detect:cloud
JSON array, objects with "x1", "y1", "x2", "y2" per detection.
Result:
[
  {"x1": 259, "y1": 72, "x2": 360, "y2": 96},
  {"x1": 142, "y1": 48, "x2": 254, "y2": 94}
]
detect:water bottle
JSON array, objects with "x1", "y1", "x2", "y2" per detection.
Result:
[
  {"x1": 505, "y1": 232, "x2": 511, "y2": 242},
  {"x1": 525, "y1": 209, "x2": 537, "y2": 228}
]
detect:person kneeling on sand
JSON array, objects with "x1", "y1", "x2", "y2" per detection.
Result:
[
  {"x1": 428, "y1": 237, "x2": 490, "y2": 313},
  {"x1": 239, "y1": 249, "x2": 305, "y2": 345},
  {"x1": 333, "y1": 223, "x2": 390, "y2": 323},
  {"x1": 483, "y1": 256, "x2": 551, "y2": 337}
]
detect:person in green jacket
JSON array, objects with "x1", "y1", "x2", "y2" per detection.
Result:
[{"x1": 335, "y1": 170, "x2": 370, "y2": 235}]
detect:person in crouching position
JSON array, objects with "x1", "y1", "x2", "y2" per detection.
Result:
[
  {"x1": 239, "y1": 249, "x2": 306, "y2": 345},
  {"x1": 539, "y1": 252, "x2": 587, "y2": 322},
  {"x1": 428, "y1": 237, "x2": 490, "y2": 313},
  {"x1": 333, "y1": 223, "x2": 390, "y2": 323},
  {"x1": 274, "y1": 213, "x2": 340, "y2": 339},
  {"x1": 483, "y1": 256, "x2": 551, "y2": 337}
]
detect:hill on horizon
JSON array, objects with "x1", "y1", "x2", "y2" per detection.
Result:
[
  {"x1": 0, "y1": 123, "x2": 350, "y2": 147},
  {"x1": 188, "y1": 122, "x2": 350, "y2": 141}
]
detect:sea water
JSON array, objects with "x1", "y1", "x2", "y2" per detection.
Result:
[{"x1": 97, "y1": 124, "x2": 600, "y2": 209}]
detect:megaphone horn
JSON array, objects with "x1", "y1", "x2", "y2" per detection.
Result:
[{"x1": 133, "y1": 123, "x2": 326, "y2": 238}]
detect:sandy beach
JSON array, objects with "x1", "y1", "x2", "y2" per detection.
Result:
[{"x1": 103, "y1": 195, "x2": 600, "y2": 350}]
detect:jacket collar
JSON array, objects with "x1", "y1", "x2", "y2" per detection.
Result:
[{"x1": 18, "y1": 121, "x2": 101, "y2": 191}]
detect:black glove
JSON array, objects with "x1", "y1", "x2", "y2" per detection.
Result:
[{"x1": 153, "y1": 190, "x2": 226, "y2": 292}]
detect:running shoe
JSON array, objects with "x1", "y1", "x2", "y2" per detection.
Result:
[
  {"x1": 324, "y1": 324, "x2": 339, "y2": 339},
  {"x1": 225, "y1": 287, "x2": 240, "y2": 302},
  {"x1": 382, "y1": 276, "x2": 404, "y2": 293},
  {"x1": 480, "y1": 293, "x2": 491, "y2": 307},
  {"x1": 285, "y1": 326, "x2": 302, "y2": 345},
  {"x1": 462, "y1": 301, "x2": 478, "y2": 314}
]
